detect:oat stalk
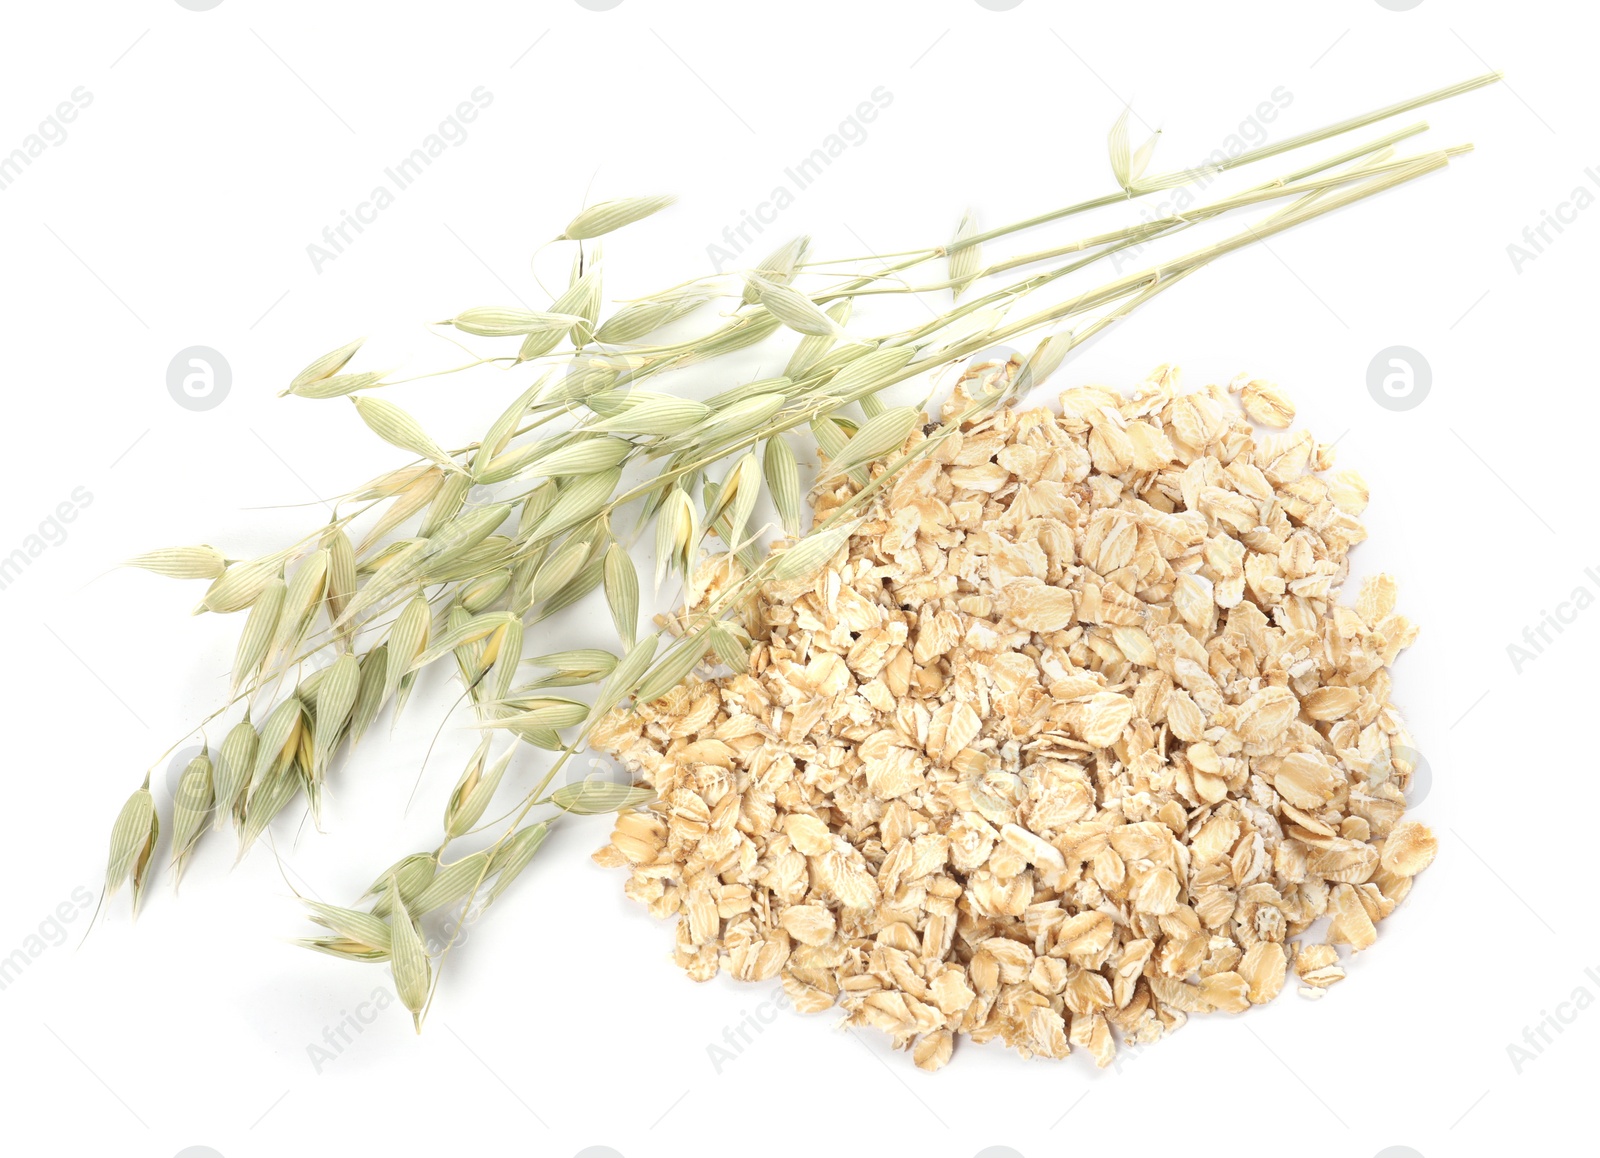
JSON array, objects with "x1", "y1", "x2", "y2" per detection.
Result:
[{"x1": 103, "y1": 74, "x2": 1498, "y2": 1027}]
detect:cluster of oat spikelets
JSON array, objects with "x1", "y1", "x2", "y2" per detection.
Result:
[{"x1": 588, "y1": 363, "x2": 1436, "y2": 1070}]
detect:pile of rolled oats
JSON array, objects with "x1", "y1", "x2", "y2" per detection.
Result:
[{"x1": 591, "y1": 364, "x2": 1437, "y2": 1070}]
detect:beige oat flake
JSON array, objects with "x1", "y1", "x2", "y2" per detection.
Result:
[{"x1": 594, "y1": 365, "x2": 1432, "y2": 1069}]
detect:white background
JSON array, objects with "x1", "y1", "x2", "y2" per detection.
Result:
[{"x1": 0, "y1": 2, "x2": 1592, "y2": 1157}]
